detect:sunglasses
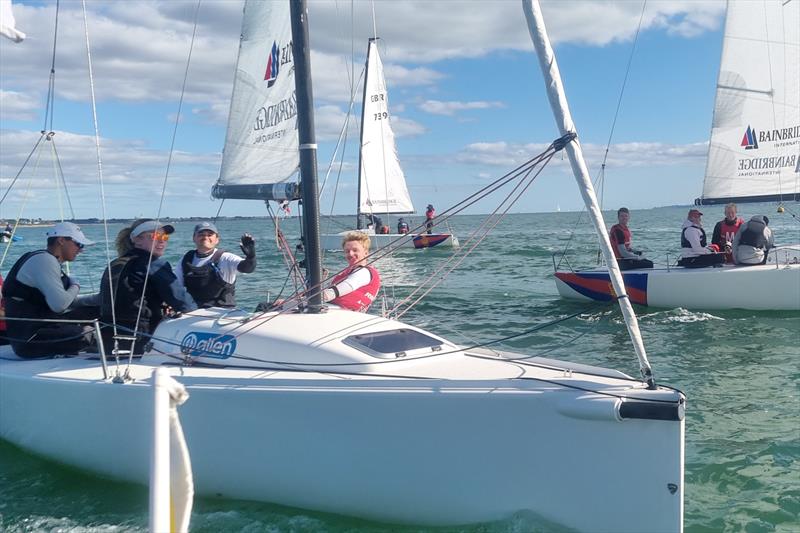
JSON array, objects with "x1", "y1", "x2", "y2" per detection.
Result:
[
  {"x1": 139, "y1": 231, "x2": 170, "y2": 242},
  {"x1": 65, "y1": 237, "x2": 85, "y2": 250}
]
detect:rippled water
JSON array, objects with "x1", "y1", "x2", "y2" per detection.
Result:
[{"x1": 1, "y1": 205, "x2": 798, "y2": 532}]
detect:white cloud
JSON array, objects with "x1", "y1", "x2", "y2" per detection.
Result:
[
  {"x1": 419, "y1": 99, "x2": 505, "y2": 117},
  {"x1": 0, "y1": 90, "x2": 40, "y2": 120}
]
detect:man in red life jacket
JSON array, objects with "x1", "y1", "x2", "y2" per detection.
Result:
[
  {"x1": 323, "y1": 231, "x2": 381, "y2": 312},
  {"x1": 609, "y1": 207, "x2": 653, "y2": 270},
  {"x1": 711, "y1": 203, "x2": 744, "y2": 263}
]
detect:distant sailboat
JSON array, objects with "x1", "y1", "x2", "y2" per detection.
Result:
[
  {"x1": 554, "y1": 0, "x2": 800, "y2": 311},
  {"x1": 319, "y1": 38, "x2": 458, "y2": 250}
]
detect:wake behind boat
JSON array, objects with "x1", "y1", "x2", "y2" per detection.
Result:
[
  {"x1": 555, "y1": 0, "x2": 800, "y2": 311},
  {"x1": 0, "y1": 1, "x2": 684, "y2": 530}
]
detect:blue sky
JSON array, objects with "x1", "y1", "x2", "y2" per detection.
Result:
[{"x1": 0, "y1": 0, "x2": 727, "y2": 220}]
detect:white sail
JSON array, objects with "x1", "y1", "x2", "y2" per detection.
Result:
[
  {"x1": 358, "y1": 39, "x2": 414, "y2": 215},
  {"x1": 215, "y1": 0, "x2": 299, "y2": 199},
  {"x1": 700, "y1": 0, "x2": 800, "y2": 204}
]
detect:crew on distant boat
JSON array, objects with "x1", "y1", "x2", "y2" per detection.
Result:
[
  {"x1": 397, "y1": 218, "x2": 410, "y2": 234},
  {"x1": 678, "y1": 209, "x2": 725, "y2": 268},
  {"x1": 175, "y1": 221, "x2": 257, "y2": 308},
  {"x1": 365, "y1": 213, "x2": 383, "y2": 232},
  {"x1": 711, "y1": 203, "x2": 744, "y2": 263},
  {"x1": 2, "y1": 222, "x2": 99, "y2": 358},
  {"x1": 425, "y1": 204, "x2": 435, "y2": 234},
  {"x1": 609, "y1": 207, "x2": 653, "y2": 270},
  {"x1": 100, "y1": 219, "x2": 197, "y2": 354},
  {"x1": 323, "y1": 231, "x2": 381, "y2": 312},
  {"x1": 732, "y1": 215, "x2": 774, "y2": 265}
]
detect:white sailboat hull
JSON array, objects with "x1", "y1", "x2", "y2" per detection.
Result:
[
  {"x1": 320, "y1": 231, "x2": 458, "y2": 251},
  {"x1": 0, "y1": 309, "x2": 683, "y2": 531},
  {"x1": 555, "y1": 247, "x2": 800, "y2": 310}
]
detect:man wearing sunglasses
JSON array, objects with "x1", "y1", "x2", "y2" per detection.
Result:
[{"x1": 1, "y1": 221, "x2": 100, "y2": 358}]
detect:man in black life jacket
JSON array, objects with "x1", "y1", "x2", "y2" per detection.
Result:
[
  {"x1": 174, "y1": 221, "x2": 257, "y2": 308},
  {"x1": 2, "y1": 222, "x2": 99, "y2": 358},
  {"x1": 678, "y1": 209, "x2": 725, "y2": 268},
  {"x1": 732, "y1": 215, "x2": 774, "y2": 265}
]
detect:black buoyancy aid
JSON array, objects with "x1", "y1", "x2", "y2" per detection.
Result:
[
  {"x1": 681, "y1": 225, "x2": 706, "y2": 248},
  {"x1": 737, "y1": 224, "x2": 767, "y2": 249},
  {"x1": 181, "y1": 249, "x2": 235, "y2": 308},
  {"x1": 2, "y1": 250, "x2": 69, "y2": 339},
  {"x1": 100, "y1": 252, "x2": 160, "y2": 333}
]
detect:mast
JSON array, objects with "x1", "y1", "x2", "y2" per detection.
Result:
[
  {"x1": 354, "y1": 38, "x2": 376, "y2": 230},
  {"x1": 522, "y1": 0, "x2": 655, "y2": 388},
  {"x1": 291, "y1": 0, "x2": 323, "y2": 312}
]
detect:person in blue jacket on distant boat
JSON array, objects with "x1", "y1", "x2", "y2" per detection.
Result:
[{"x1": 397, "y1": 218, "x2": 410, "y2": 234}]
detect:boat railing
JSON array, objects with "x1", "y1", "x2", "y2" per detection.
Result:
[{"x1": 1, "y1": 316, "x2": 110, "y2": 378}]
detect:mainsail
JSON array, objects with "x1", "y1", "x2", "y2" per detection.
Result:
[
  {"x1": 213, "y1": 0, "x2": 300, "y2": 201},
  {"x1": 698, "y1": 0, "x2": 800, "y2": 205},
  {"x1": 357, "y1": 38, "x2": 414, "y2": 215}
]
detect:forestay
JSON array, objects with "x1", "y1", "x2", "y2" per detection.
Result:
[
  {"x1": 213, "y1": 0, "x2": 300, "y2": 201},
  {"x1": 358, "y1": 39, "x2": 414, "y2": 215},
  {"x1": 699, "y1": 0, "x2": 800, "y2": 205}
]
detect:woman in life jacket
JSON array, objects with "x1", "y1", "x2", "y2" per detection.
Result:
[
  {"x1": 100, "y1": 219, "x2": 197, "y2": 354},
  {"x1": 322, "y1": 231, "x2": 381, "y2": 312}
]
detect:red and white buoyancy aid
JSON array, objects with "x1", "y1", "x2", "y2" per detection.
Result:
[
  {"x1": 330, "y1": 265, "x2": 381, "y2": 312},
  {"x1": 609, "y1": 223, "x2": 632, "y2": 259}
]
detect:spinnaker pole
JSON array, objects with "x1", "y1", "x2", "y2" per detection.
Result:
[{"x1": 522, "y1": 0, "x2": 655, "y2": 387}]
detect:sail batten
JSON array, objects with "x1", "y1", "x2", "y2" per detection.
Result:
[
  {"x1": 698, "y1": 0, "x2": 800, "y2": 205},
  {"x1": 214, "y1": 0, "x2": 300, "y2": 200},
  {"x1": 357, "y1": 39, "x2": 414, "y2": 215}
]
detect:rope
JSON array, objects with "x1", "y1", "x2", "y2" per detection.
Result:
[{"x1": 124, "y1": 0, "x2": 203, "y2": 377}]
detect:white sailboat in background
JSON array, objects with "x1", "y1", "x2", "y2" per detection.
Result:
[
  {"x1": 319, "y1": 38, "x2": 458, "y2": 250},
  {"x1": 555, "y1": 0, "x2": 800, "y2": 311},
  {"x1": 0, "y1": 1, "x2": 685, "y2": 531}
]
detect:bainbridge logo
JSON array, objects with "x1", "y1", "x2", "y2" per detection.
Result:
[
  {"x1": 264, "y1": 41, "x2": 280, "y2": 87},
  {"x1": 181, "y1": 332, "x2": 237, "y2": 359},
  {"x1": 741, "y1": 125, "x2": 759, "y2": 150}
]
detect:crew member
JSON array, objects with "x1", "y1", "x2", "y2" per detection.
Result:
[
  {"x1": 732, "y1": 215, "x2": 774, "y2": 265},
  {"x1": 425, "y1": 204, "x2": 435, "y2": 234},
  {"x1": 100, "y1": 219, "x2": 197, "y2": 354},
  {"x1": 397, "y1": 218, "x2": 410, "y2": 234},
  {"x1": 323, "y1": 231, "x2": 381, "y2": 312},
  {"x1": 711, "y1": 203, "x2": 744, "y2": 263},
  {"x1": 678, "y1": 209, "x2": 725, "y2": 268},
  {"x1": 609, "y1": 207, "x2": 653, "y2": 270},
  {"x1": 175, "y1": 221, "x2": 257, "y2": 308},
  {"x1": 2, "y1": 222, "x2": 99, "y2": 357}
]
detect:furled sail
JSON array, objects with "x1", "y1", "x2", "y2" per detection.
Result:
[
  {"x1": 698, "y1": 0, "x2": 799, "y2": 205},
  {"x1": 357, "y1": 39, "x2": 414, "y2": 215},
  {"x1": 213, "y1": 0, "x2": 299, "y2": 201}
]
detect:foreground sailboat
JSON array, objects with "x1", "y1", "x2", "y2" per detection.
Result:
[
  {"x1": 319, "y1": 38, "x2": 458, "y2": 251},
  {"x1": 555, "y1": 0, "x2": 800, "y2": 311},
  {"x1": 0, "y1": 1, "x2": 684, "y2": 530}
]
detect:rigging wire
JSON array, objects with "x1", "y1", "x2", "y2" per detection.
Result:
[{"x1": 110, "y1": 0, "x2": 202, "y2": 376}]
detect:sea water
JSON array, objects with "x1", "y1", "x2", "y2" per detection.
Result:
[{"x1": 0, "y1": 205, "x2": 798, "y2": 532}]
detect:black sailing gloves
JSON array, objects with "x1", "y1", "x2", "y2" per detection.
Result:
[{"x1": 237, "y1": 233, "x2": 257, "y2": 273}]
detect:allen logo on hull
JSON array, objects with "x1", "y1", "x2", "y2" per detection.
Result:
[{"x1": 181, "y1": 332, "x2": 237, "y2": 359}]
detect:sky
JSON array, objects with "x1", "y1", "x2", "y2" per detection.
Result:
[{"x1": 0, "y1": 0, "x2": 728, "y2": 220}]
